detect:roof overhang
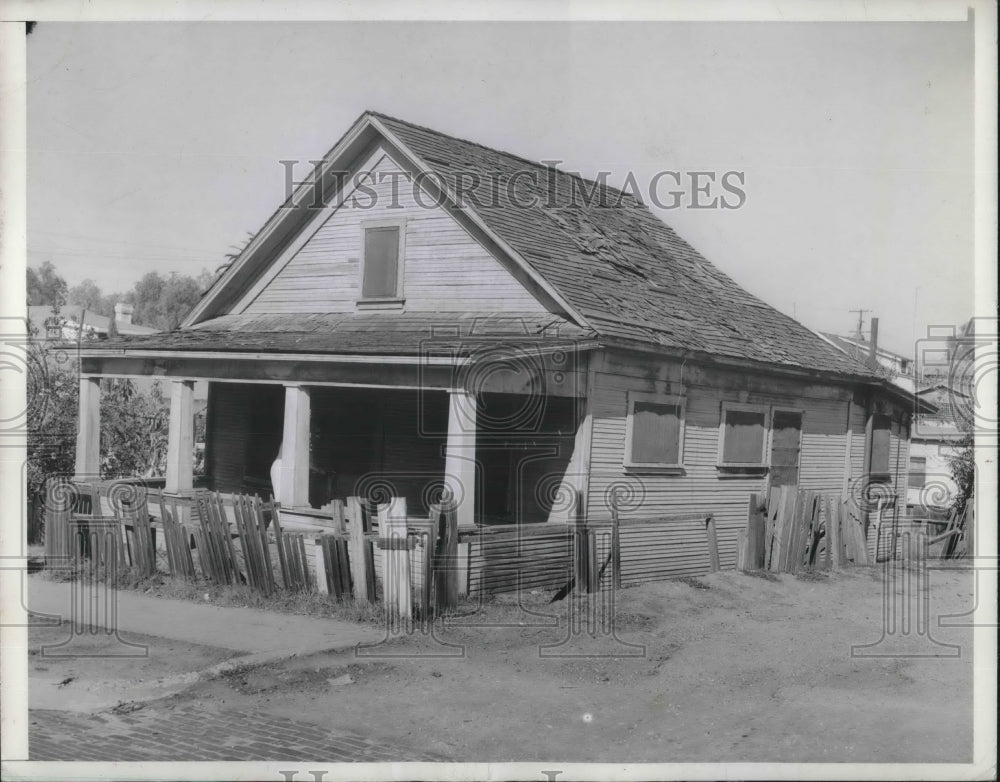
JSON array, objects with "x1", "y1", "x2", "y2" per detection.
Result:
[{"x1": 600, "y1": 337, "x2": 938, "y2": 415}]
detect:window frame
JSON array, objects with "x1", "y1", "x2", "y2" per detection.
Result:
[
  {"x1": 623, "y1": 391, "x2": 686, "y2": 472},
  {"x1": 867, "y1": 412, "x2": 893, "y2": 480},
  {"x1": 717, "y1": 402, "x2": 771, "y2": 470},
  {"x1": 907, "y1": 455, "x2": 927, "y2": 490},
  {"x1": 357, "y1": 218, "x2": 406, "y2": 308}
]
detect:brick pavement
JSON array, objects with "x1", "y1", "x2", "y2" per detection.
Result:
[{"x1": 30, "y1": 703, "x2": 443, "y2": 761}]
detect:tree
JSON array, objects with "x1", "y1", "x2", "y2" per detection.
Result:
[
  {"x1": 945, "y1": 318, "x2": 976, "y2": 516},
  {"x1": 26, "y1": 323, "x2": 80, "y2": 527},
  {"x1": 25, "y1": 319, "x2": 171, "y2": 541},
  {"x1": 27, "y1": 261, "x2": 68, "y2": 306},
  {"x1": 67, "y1": 278, "x2": 114, "y2": 316},
  {"x1": 948, "y1": 433, "x2": 974, "y2": 516},
  {"x1": 129, "y1": 271, "x2": 204, "y2": 331},
  {"x1": 100, "y1": 379, "x2": 170, "y2": 478}
]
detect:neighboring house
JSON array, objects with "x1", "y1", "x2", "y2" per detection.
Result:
[
  {"x1": 74, "y1": 111, "x2": 923, "y2": 578},
  {"x1": 907, "y1": 383, "x2": 970, "y2": 512},
  {"x1": 29, "y1": 302, "x2": 210, "y2": 410},
  {"x1": 28, "y1": 303, "x2": 158, "y2": 341},
  {"x1": 821, "y1": 330, "x2": 916, "y2": 392}
]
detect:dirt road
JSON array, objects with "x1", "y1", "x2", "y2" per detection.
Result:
[{"x1": 28, "y1": 565, "x2": 975, "y2": 762}]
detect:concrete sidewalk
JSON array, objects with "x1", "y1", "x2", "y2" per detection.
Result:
[{"x1": 27, "y1": 574, "x2": 383, "y2": 656}]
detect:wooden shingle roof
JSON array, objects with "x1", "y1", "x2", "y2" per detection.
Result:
[
  {"x1": 98, "y1": 312, "x2": 595, "y2": 357},
  {"x1": 372, "y1": 113, "x2": 876, "y2": 378}
]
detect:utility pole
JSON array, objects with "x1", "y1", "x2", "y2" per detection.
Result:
[{"x1": 848, "y1": 308, "x2": 869, "y2": 341}]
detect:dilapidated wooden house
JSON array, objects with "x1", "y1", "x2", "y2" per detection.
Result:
[{"x1": 76, "y1": 111, "x2": 919, "y2": 587}]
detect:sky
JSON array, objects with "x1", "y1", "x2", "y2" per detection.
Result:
[{"x1": 26, "y1": 19, "x2": 974, "y2": 356}]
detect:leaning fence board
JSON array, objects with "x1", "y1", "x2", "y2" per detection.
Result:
[
  {"x1": 346, "y1": 497, "x2": 376, "y2": 602},
  {"x1": 378, "y1": 498, "x2": 412, "y2": 625},
  {"x1": 431, "y1": 502, "x2": 459, "y2": 611}
]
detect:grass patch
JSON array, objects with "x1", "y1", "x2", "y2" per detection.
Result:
[{"x1": 41, "y1": 559, "x2": 389, "y2": 625}]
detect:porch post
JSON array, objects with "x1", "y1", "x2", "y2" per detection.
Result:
[
  {"x1": 277, "y1": 384, "x2": 311, "y2": 508},
  {"x1": 165, "y1": 380, "x2": 195, "y2": 493},
  {"x1": 445, "y1": 389, "x2": 477, "y2": 527},
  {"x1": 74, "y1": 376, "x2": 101, "y2": 479}
]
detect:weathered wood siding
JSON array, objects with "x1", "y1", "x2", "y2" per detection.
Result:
[
  {"x1": 241, "y1": 150, "x2": 547, "y2": 315},
  {"x1": 584, "y1": 350, "x2": 863, "y2": 571},
  {"x1": 797, "y1": 397, "x2": 853, "y2": 493}
]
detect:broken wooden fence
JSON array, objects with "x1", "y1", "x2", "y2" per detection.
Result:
[
  {"x1": 158, "y1": 495, "x2": 196, "y2": 581},
  {"x1": 369, "y1": 497, "x2": 460, "y2": 622},
  {"x1": 736, "y1": 486, "x2": 869, "y2": 573},
  {"x1": 194, "y1": 492, "x2": 243, "y2": 585},
  {"x1": 120, "y1": 498, "x2": 157, "y2": 578}
]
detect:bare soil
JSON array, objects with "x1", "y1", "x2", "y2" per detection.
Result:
[{"x1": 28, "y1": 566, "x2": 975, "y2": 762}]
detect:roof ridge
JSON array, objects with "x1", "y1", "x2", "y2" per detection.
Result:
[{"x1": 366, "y1": 110, "x2": 635, "y2": 200}]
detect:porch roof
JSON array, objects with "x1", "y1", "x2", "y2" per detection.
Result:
[{"x1": 86, "y1": 311, "x2": 597, "y2": 358}]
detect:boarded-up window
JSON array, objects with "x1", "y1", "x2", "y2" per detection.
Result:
[
  {"x1": 720, "y1": 406, "x2": 767, "y2": 466},
  {"x1": 908, "y1": 456, "x2": 926, "y2": 489},
  {"x1": 870, "y1": 414, "x2": 891, "y2": 475},
  {"x1": 770, "y1": 410, "x2": 803, "y2": 487},
  {"x1": 625, "y1": 393, "x2": 685, "y2": 467},
  {"x1": 362, "y1": 226, "x2": 400, "y2": 298}
]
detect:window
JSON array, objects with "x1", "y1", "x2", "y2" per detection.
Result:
[
  {"x1": 359, "y1": 221, "x2": 405, "y2": 304},
  {"x1": 718, "y1": 403, "x2": 769, "y2": 468},
  {"x1": 624, "y1": 392, "x2": 685, "y2": 469},
  {"x1": 769, "y1": 409, "x2": 803, "y2": 487},
  {"x1": 869, "y1": 413, "x2": 891, "y2": 476},
  {"x1": 908, "y1": 456, "x2": 927, "y2": 489}
]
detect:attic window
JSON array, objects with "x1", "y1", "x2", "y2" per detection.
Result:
[{"x1": 358, "y1": 220, "x2": 405, "y2": 308}]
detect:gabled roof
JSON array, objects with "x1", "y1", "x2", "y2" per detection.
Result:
[{"x1": 181, "y1": 111, "x2": 879, "y2": 380}]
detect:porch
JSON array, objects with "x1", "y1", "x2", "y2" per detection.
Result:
[{"x1": 75, "y1": 331, "x2": 592, "y2": 530}]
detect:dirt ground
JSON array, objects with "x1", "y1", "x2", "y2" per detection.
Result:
[{"x1": 28, "y1": 565, "x2": 975, "y2": 762}]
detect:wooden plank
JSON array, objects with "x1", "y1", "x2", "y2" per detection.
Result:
[
  {"x1": 347, "y1": 497, "x2": 372, "y2": 603},
  {"x1": 705, "y1": 515, "x2": 720, "y2": 572},
  {"x1": 612, "y1": 503, "x2": 622, "y2": 589},
  {"x1": 378, "y1": 497, "x2": 411, "y2": 624},
  {"x1": 271, "y1": 503, "x2": 290, "y2": 589},
  {"x1": 736, "y1": 529, "x2": 748, "y2": 572},
  {"x1": 587, "y1": 528, "x2": 599, "y2": 592},
  {"x1": 330, "y1": 499, "x2": 346, "y2": 535},
  {"x1": 431, "y1": 502, "x2": 459, "y2": 611},
  {"x1": 747, "y1": 494, "x2": 766, "y2": 570},
  {"x1": 573, "y1": 492, "x2": 589, "y2": 594}
]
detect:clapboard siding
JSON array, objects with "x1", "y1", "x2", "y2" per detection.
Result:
[
  {"x1": 243, "y1": 150, "x2": 547, "y2": 315},
  {"x1": 593, "y1": 517, "x2": 714, "y2": 586},
  {"x1": 585, "y1": 352, "x2": 860, "y2": 571},
  {"x1": 798, "y1": 398, "x2": 852, "y2": 492}
]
